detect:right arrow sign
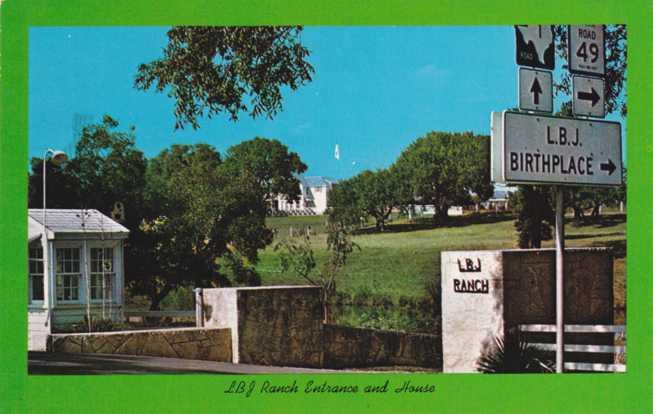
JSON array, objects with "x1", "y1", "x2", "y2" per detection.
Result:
[
  {"x1": 600, "y1": 159, "x2": 616, "y2": 175},
  {"x1": 572, "y1": 75, "x2": 605, "y2": 118}
]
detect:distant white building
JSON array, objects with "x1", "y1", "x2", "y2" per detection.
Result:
[
  {"x1": 482, "y1": 188, "x2": 514, "y2": 211},
  {"x1": 28, "y1": 209, "x2": 129, "y2": 350},
  {"x1": 271, "y1": 176, "x2": 335, "y2": 216}
]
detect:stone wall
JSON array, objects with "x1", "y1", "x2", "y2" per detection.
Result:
[
  {"x1": 200, "y1": 286, "x2": 324, "y2": 367},
  {"x1": 502, "y1": 248, "x2": 613, "y2": 326},
  {"x1": 50, "y1": 327, "x2": 232, "y2": 362},
  {"x1": 323, "y1": 324, "x2": 440, "y2": 369}
]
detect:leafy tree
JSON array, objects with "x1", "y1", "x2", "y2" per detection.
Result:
[
  {"x1": 133, "y1": 138, "x2": 305, "y2": 308},
  {"x1": 511, "y1": 186, "x2": 554, "y2": 248},
  {"x1": 135, "y1": 26, "x2": 314, "y2": 130},
  {"x1": 220, "y1": 137, "x2": 307, "y2": 212},
  {"x1": 276, "y1": 221, "x2": 359, "y2": 322},
  {"x1": 351, "y1": 169, "x2": 403, "y2": 231},
  {"x1": 28, "y1": 115, "x2": 147, "y2": 226},
  {"x1": 28, "y1": 158, "x2": 80, "y2": 210},
  {"x1": 328, "y1": 169, "x2": 402, "y2": 231},
  {"x1": 327, "y1": 179, "x2": 365, "y2": 227},
  {"x1": 67, "y1": 115, "x2": 148, "y2": 232},
  {"x1": 553, "y1": 25, "x2": 627, "y2": 117},
  {"x1": 132, "y1": 144, "x2": 227, "y2": 309},
  {"x1": 392, "y1": 131, "x2": 493, "y2": 222}
]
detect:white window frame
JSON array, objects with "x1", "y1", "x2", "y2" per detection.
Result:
[
  {"x1": 28, "y1": 246, "x2": 45, "y2": 305},
  {"x1": 54, "y1": 245, "x2": 82, "y2": 304},
  {"x1": 89, "y1": 246, "x2": 116, "y2": 303}
]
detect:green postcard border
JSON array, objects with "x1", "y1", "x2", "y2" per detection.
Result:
[{"x1": 1, "y1": 1, "x2": 652, "y2": 413}]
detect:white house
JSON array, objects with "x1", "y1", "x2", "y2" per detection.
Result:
[
  {"x1": 271, "y1": 176, "x2": 335, "y2": 216},
  {"x1": 28, "y1": 209, "x2": 129, "y2": 350}
]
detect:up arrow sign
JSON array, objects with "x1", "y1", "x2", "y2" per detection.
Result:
[
  {"x1": 530, "y1": 77, "x2": 543, "y2": 105},
  {"x1": 518, "y1": 68, "x2": 552, "y2": 113}
]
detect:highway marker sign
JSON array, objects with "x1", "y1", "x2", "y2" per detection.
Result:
[
  {"x1": 568, "y1": 25, "x2": 605, "y2": 76},
  {"x1": 518, "y1": 68, "x2": 553, "y2": 113},
  {"x1": 572, "y1": 75, "x2": 605, "y2": 118},
  {"x1": 495, "y1": 111, "x2": 621, "y2": 186},
  {"x1": 515, "y1": 25, "x2": 555, "y2": 69}
]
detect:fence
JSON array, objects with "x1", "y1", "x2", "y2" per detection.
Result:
[
  {"x1": 519, "y1": 324, "x2": 626, "y2": 373},
  {"x1": 123, "y1": 309, "x2": 196, "y2": 325}
]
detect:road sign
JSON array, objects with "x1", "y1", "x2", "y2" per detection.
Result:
[
  {"x1": 518, "y1": 68, "x2": 553, "y2": 113},
  {"x1": 568, "y1": 25, "x2": 605, "y2": 76},
  {"x1": 572, "y1": 75, "x2": 605, "y2": 118},
  {"x1": 495, "y1": 111, "x2": 621, "y2": 186},
  {"x1": 515, "y1": 25, "x2": 555, "y2": 69}
]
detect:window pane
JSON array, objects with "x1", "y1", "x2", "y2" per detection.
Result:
[{"x1": 32, "y1": 276, "x2": 44, "y2": 301}]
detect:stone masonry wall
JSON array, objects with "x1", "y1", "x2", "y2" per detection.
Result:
[
  {"x1": 200, "y1": 286, "x2": 325, "y2": 368},
  {"x1": 502, "y1": 248, "x2": 613, "y2": 327},
  {"x1": 323, "y1": 324, "x2": 440, "y2": 369},
  {"x1": 50, "y1": 327, "x2": 232, "y2": 362},
  {"x1": 236, "y1": 286, "x2": 324, "y2": 367}
]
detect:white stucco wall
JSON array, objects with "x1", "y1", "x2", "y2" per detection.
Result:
[{"x1": 441, "y1": 251, "x2": 504, "y2": 373}]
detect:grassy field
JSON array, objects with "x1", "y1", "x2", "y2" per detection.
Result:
[{"x1": 259, "y1": 212, "x2": 626, "y2": 325}]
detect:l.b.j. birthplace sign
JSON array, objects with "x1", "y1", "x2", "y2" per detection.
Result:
[{"x1": 491, "y1": 111, "x2": 622, "y2": 186}]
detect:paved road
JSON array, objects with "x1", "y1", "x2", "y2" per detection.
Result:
[{"x1": 28, "y1": 352, "x2": 345, "y2": 375}]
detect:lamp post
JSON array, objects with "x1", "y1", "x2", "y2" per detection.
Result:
[{"x1": 42, "y1": 148, "x2": 67, "y2": 329}]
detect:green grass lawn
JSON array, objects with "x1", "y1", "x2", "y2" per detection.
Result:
[{"x1": 260, "y1": 212, "x2": 626, "y2": 323}]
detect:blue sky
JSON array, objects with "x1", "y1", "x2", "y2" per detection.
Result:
[{"x1": 29, "y1": 26, "x2": 625, "y2": 179}]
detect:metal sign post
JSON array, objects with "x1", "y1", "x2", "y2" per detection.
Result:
[{"x1": 555, "y1": 186, "x2": 565, "y2": 373}]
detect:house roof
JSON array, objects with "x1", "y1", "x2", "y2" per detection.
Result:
[
  {"x1": 28, "y1": 209, "x2": 129, "y2": 239},
  {"x1": 299, "y1": 176, "x2": 336, "y2": 188}
]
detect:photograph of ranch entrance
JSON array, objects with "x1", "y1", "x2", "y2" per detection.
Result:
[{"x1": 27, "y1": 25, "x2": 626, "y2": 375}]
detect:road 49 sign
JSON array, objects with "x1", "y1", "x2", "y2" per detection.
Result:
[
  {"x1": 569, "y1": 25, "x2": 605, "y2": 76},
  {"x1": 498, "y1": 111, "x2": 622, "y2": 186}
]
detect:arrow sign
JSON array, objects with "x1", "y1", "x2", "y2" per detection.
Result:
[
  {"x1": 572, "y1": 75, "x2": 605, "y2": 118},
  {"x1": 600, "y1": 159, "x2": 616, "y2": 175},
  {"x1": 530, "y1": 78, "x2": 542, "y2": 105},
  {"x1": 518, "y1": 68, "x2": 552, "y2": 113},
  {"x1": 577, "y1": 87, "x2": 600, "y2": 107}
]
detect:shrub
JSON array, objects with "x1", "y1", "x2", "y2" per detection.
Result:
[{"x1": 477, "y1": 328, "x2": 554, "y2": 373}]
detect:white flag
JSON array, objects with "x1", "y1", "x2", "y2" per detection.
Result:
[{"x1": 334, "y1": 144, "x2": 340, "y2": 160}]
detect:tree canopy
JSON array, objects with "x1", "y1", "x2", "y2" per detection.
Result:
[
  {"x1": 392, "y1": 131, "x2": 493, "y2": 221},
  {"x1": 129, "y1": 138, "x2": 306, "y2": 308},
  {"x1": 220, "y1": 137, "x2": 307, "y2": 211},
  {"x1": 327, "y1": 169, "x2": 403, "y2": 231},
  {"x1": 135, "y1": 26, "x2": 314, "y2": 130}
]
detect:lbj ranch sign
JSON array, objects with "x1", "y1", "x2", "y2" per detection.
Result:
[{"x1": 441, "y1": 25, "x2": 623, "y2": 374}]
